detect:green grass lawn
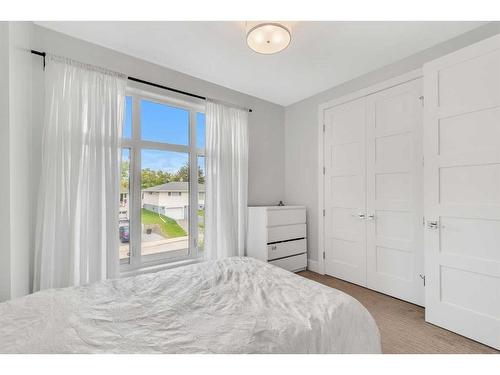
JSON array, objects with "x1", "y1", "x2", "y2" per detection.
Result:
[
  {"x1": 198, "y1": 209, "x2": 205, "y2": 229},
  {"x1": 141, "y1": 208, "x2": 187, "y2": 238}
]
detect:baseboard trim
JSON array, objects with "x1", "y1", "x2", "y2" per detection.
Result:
[{"x1": 307, "y1": 259, "x2": 320, "y2": 273}]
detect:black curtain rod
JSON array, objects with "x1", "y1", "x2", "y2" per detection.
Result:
[
  {"x1": 31, "y1": 49, "x2": 46, "y2": 69},
  {"x1": 31, "y1": 49, "x2": 253, "y2": 113}
]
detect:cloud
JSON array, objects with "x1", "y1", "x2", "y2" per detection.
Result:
[{"x1": 141, "y1": 149, "x2": 188, "y2": 172}]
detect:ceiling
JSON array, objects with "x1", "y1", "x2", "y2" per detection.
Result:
[{"x1": 36, "y1": 21, "x2": 485, "y2": 106}]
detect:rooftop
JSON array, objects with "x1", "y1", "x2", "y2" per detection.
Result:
[{"x1": 143, "y1": 181, "x2": 205, "y2": 193}]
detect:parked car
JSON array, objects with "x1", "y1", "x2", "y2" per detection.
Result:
[{"x1": 119, "y1": 224, "x2": 129, "y2": 243}]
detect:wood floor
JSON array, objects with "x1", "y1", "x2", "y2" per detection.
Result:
[{"x1": 298, "y1": 271, "x2": 499, "y2": 354}]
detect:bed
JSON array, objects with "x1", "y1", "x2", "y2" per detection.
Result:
[{"x1": 0, "y1": 257, "x2": 381, "y2": 353}]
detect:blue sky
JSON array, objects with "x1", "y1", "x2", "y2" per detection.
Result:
[
  {"x1": 123, "y1": 96, "x2": 205, "y2": 172},
  {"x1": 142, "y1": 149, "x2": 188, "y2": 173}
]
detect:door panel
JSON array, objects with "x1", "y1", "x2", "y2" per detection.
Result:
[
  {"x1": 375, "y1": 133, "x2": 412, "y2": 172},
  {"x1": 375, "y1": 173, "x2": 411, "y2": 203},
  {"x1": 375, "y1": 246, "x2": 413, "y2": 281},
  {"x1": 324, "y1": 98, "x2": 367, "y2": 285},
  {"x1": 375, "y1": 210, "x2": 412, "y2": 243},
  {"x1": 439, "y1": 164, "x2": 500, "y2": 205},
  {"x1": 440, "y1": 266, "x2": 499, "y2": 319},
  {"x1": 366, "y1": 78, "x2": 424, "y2": 306},
  {"x1": 424, "y1": 34, "x2": 500, "y2": 349},
  {"x1": 331, "y1": 143, "x2": 361, "y2": 175},
  {"x1": 438, "y1": 107, "x2": 500, "y2": 156},
  {"x1": 439, "y1": 216, "x2": 500, "y2": 261},
  {"x1": 437, "y1": 48, "x2": 500, "y2": 111}
]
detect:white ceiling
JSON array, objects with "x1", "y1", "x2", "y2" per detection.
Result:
[{"x1": 36, "y1": 21, "x2": 485, "y2": 106}]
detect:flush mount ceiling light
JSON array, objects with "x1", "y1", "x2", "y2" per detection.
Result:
[{"x1": 246, "y1": 23, "x2": 291, "y2": 54}]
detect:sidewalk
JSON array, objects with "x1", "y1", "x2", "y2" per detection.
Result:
[{"x1": 119, "y1": 235, "x2": 189, "y2": 259}]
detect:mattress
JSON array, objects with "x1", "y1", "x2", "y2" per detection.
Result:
[{"x1": 0, "y1": 257, "x2": 381, "y2": 353}]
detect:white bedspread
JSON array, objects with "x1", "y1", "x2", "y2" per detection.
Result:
[{"x1": 0, "y1": 257, "x2": 381, "y2": 353}]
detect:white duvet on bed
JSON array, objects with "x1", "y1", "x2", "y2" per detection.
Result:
[{"x1": 0, "y1": 257, "x2": 380, "y2": 353}]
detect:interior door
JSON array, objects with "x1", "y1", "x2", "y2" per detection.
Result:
[
  {"x1": 423, "y1": 34, "x2": 500, "y2": 349},
  {"x1": 366, "y1": 79, "x2": 424, "y2": 306},
  {"x1": 324, "y1": 98, "x2": 367, "y2": 285}
]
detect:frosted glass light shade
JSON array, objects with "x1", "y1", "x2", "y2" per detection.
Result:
[{"x1": 246, "y1": 23, "x2": 291, "y2": 54}]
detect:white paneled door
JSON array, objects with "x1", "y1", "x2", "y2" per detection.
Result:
[
  {"x1": 423, "y1": 34, "x2": 500, "y2": 350},
  {"x1": 366, "y1": 79, "x2": 424, "y2": 306},
  {"x1": 322, "y1": 73, "x2": 424, "y2": 306},
  {"x1": 324, "y1": 98, "x2": 367, "y2": 285}
]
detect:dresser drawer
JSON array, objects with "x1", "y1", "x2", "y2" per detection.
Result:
[
  {"x1": 269, "y1": 253, "x2": 307, "y2": 272},
  {"x1": 267, "y1": 208, "x2": 306, "y2": 227},
  {"x1": 268, "y1": 238, "x2": 306, "y2": 261},
  {"x1": 267, "y1": 224, "x2": 306, "y2": 243}
]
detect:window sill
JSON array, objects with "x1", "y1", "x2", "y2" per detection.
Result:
[{"x1": 119, "y1": 258, "x2": 202, "y2": 279}]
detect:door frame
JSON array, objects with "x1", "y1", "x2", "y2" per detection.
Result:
[{"x1": 317, "y1": 69, "x2": 422, "y2": 275}]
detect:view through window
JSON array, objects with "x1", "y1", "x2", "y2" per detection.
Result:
[{"x1": 119, "y1": 93, "x2": 205, "y2": 269}]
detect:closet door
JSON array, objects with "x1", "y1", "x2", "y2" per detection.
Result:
[
  {"x1": 423, "y1": 34, "x2": 500, "y2": 349},
  {"x1": 366, "y1": 79, "x2": 424, "y2": 306},
  {"x1": 324, "y1": 98, "x2": 367, "y2": 285}
]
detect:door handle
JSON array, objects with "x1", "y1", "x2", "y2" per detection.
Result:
[
  {"x1": 352, "y1": 213, "x2": 366, "y2": 220},
  {"x1": 366, "y1": 214, "x2": 375, "y2": 221},
  {"x1": 426, "y1": 220, "x2": 439, "y2": 229}
]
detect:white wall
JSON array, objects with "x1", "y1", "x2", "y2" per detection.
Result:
[
  {"x1": 0, "y1": 21, "x2": 33, "y2": 301},
  {"x1": 31, "y1": 25, "x2": 286, "y2": 207},
  {"x1": 9, "y1": 22, "x2": 32, "y2": 298},
  {"x1": 284, "y1": 22, "x2": 500, "y2": 263},
  {"x1": 157, "y1": 192, "x2": 188, "y2": 208},
  {"x1": 0, "y1": 22, "x2": 12, "y2": 301}
]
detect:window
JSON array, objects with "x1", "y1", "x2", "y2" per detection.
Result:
[
  {"x1": 119, "y1": 92, "x2": 205, "y2": 270},
  {"x1": 123, "y1": 96, "x2": 133, "y2": 139},
  {"x1": 119, "y1": 148, "x2": 131, "y2": 264},
  {"x1": 197, "y1": 113, "x2": 206, "y2": 251},
  {"x1": 197, "y1": 154, "x2": 205, "y2": 250}
]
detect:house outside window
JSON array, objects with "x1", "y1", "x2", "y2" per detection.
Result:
[{"x1": 119, "y1": 89, "x2": 205, "y2": 271}]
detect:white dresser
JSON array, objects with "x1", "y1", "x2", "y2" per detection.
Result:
[{"x1": 246, "y1": 206, "x2": 307, "y2": 272}]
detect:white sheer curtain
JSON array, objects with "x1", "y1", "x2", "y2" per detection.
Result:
[
  {"x1": 34, "y1": 56, "x2": 127, "y2": 291},
  {"x1": 205, "y1": 101, "x2": 249, "y2": 260}
]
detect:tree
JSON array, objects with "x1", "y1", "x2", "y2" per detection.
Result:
[
  {"x1": 141, "y1": 168, "x2": 171, "y2": 189},
  {"x1": 137, "y1": 161, "x2": 205, "y2": 190},
  {"x1": 120, "y1": 160, "x2": 130, "y2": 191},
  {"x1": 169, "y1": 162, "x2": 205, "y2": 184},
  {"x1": 173, "y1": 163, "x2": 189, "y2": 182}
]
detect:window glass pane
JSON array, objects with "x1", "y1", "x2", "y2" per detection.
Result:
[
  {"x1": 141, "y1": 100, "x2": 189, "y2": 145},
  {"x1": 141, "y1": 149, "x2": 189, "y2": 260},
  {"x1": 123, "y1": 96, "x2": 132, "y2": 139},
  {"x1": 196, "y1": 112, "x2": 205, "y2": 149},
  {"x1": 119, "y1": 148, "x2": 131, "y2": 264},
  {"x1": 197, "y1": 156, "x2": 205, "y2": 252}
]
